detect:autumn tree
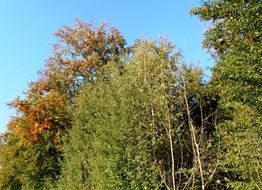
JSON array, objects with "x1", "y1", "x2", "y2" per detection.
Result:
[{"x1": 0, "y1": 20, "x2": 126, "y2": 189}]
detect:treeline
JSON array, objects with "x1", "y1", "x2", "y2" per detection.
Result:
[{"x1": 0, "y1": 1, "x2": 261, "y2": 189}]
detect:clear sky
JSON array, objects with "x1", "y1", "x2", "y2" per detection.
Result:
[{"x1": 0, "y1": 0, "x2": 212, "y2": 133}]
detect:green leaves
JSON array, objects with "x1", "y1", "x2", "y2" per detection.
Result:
[
  {"x1": 2, "y1": 5, "x2": 259, "y2": 188},
  {"x1": 57, "y1": 39, "x2": 178, "y2": 189},
  {"x1": 55, "y1": 39, "x2": 220, "y2": 190},
  {"x1": 192, "y1": 0, "x2": 262, "y2": 188}
]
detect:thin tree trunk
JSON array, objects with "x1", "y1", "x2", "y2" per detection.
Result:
[
  {"x1": 181, "y1": 74, "x2": 205, "y2": 190},
  {"x1": 168, "y1": 114, "x2": 176, "y2": 190}
]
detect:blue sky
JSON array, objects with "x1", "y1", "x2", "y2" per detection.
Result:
[{"x1": 0, "y1": 0, "x2": 212, "y2": 133}]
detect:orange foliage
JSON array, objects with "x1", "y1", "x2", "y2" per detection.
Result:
[
  {"x1": 7, "y1": 20, "x2": 126, "y2": 143},
  {"x1": 9, "y1": 92, "x2": 70, "y2": 142}
]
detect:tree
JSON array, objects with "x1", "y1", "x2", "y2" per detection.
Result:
[
  {"x1": 191, "y1": 0, "x2": 262, "y2": 109},
  {"x1": 191, "y1": 1, "x2": 262, "y2": 189},
  {"x1": 0, "y1": 20, "x2": 126, "y2": 189},
  {"x1": 56, "y1": 39, "x2": 178, "y2": 189},
  {"x1": 56, "y1": 39, "x2": 219, "y2": 190}
]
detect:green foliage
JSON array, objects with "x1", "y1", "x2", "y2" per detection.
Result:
[
  {"x1": 56, "y1": 39, "x2": 177, "y2": 189},
  {"x1": 191, "y1": 0, "x2": 262, "y2": 109},
  {"x1": 218, "y1": 103, "x2": 262, "y2": 189},
  {"x1": 56, "y1": 39, "x2": 219, "y2": 189},
  {"x1": 192, "y1": 0, "x2": 262, "y2": 189},
  {"x1": 1, "y1": 2, "x2": 259, "y2": 187},
  {"x1": 0, "y1": 132, "x2": 61, "y2": 190}
]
